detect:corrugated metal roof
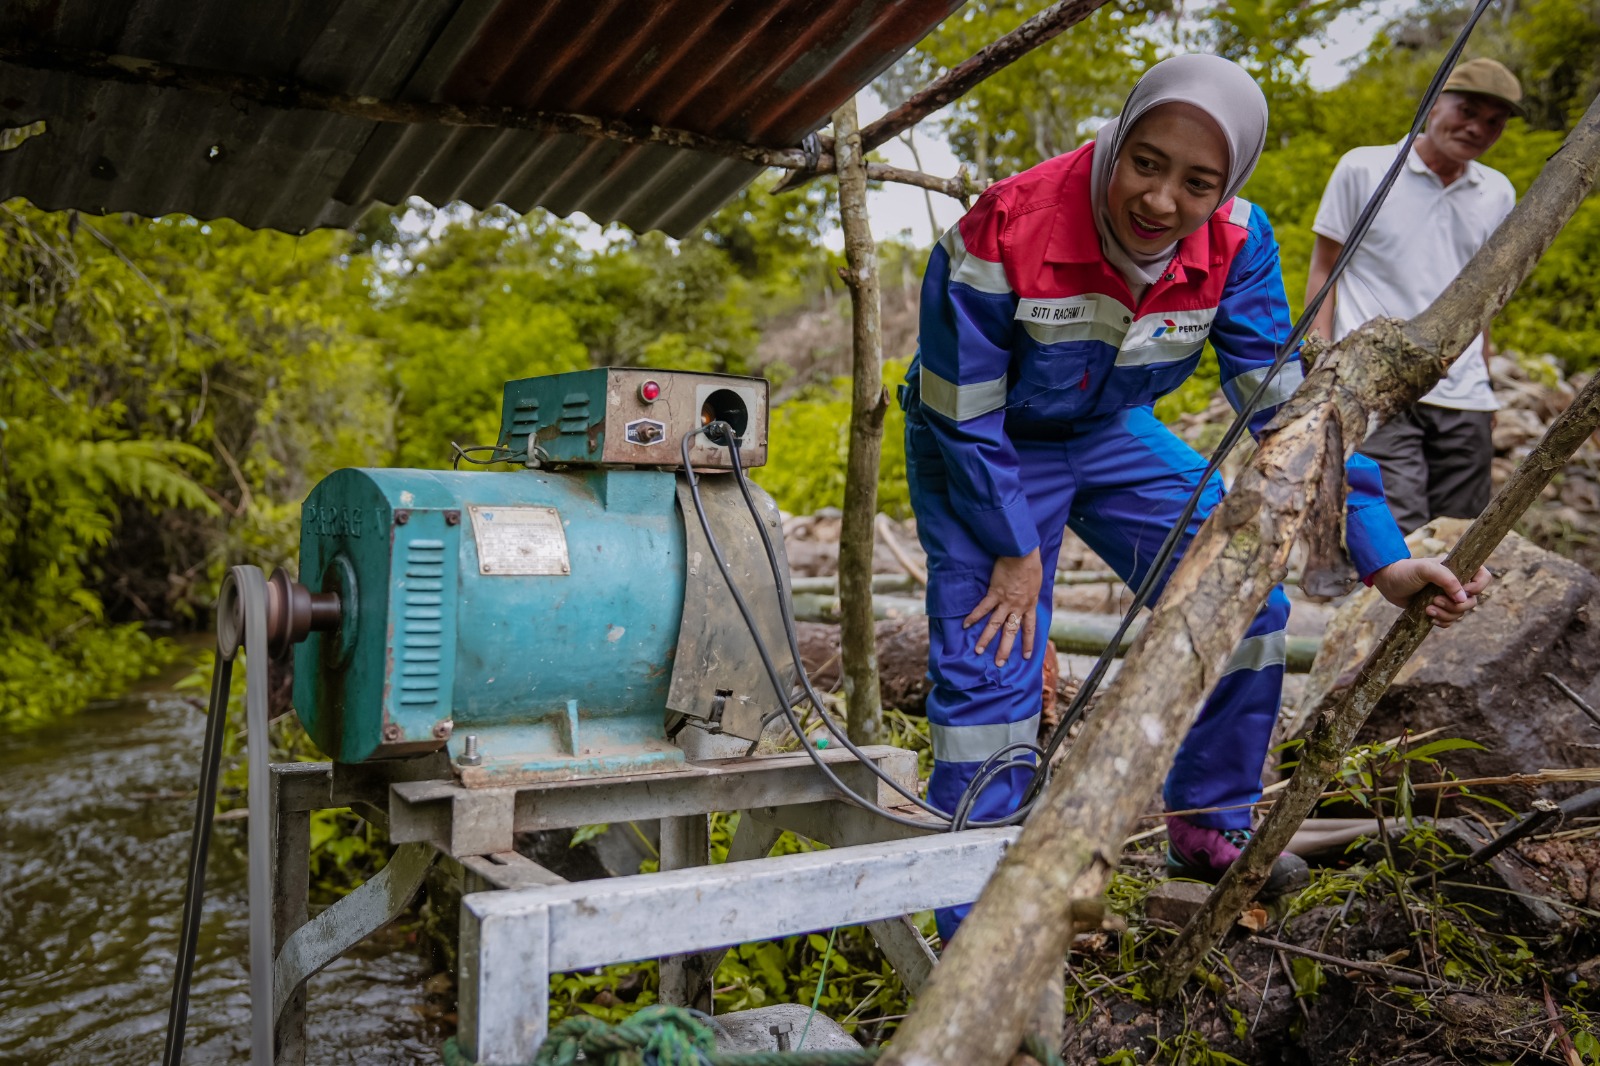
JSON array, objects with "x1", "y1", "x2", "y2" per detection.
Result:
[{"x1": 0, "y1": 0, "x2": 961, "y2": 236}]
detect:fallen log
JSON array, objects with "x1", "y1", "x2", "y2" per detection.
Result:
[
  {"x1": 879, "y1": 91, "x2": 1600, "y2": 1066},
  {"x1": 790, "y1": 599, "x2": 1320, "y2": 675},
  {"x1": 1148, "y1": 100, "x2": 1600, "y2": 1002}
]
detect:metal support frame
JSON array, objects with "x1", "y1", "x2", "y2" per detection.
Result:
[
  {"x1": 459, "y1": 829, "x2": 1018, "y2": 1065},
  {"x1": 263, "y1": 745, "x2": 985, "y2": 1066},
  {"x1": 658, "y1": 814, "x2": 713, "y2": 1010},
  {"x1": 269, "y1": 763, "x2": 330, "y2": 1066}
]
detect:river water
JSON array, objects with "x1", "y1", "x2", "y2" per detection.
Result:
[{"x1": 0, "y1": 677, "x2": 446, "y2": 1065}]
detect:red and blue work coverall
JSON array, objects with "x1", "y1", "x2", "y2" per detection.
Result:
[{"x1": 902, "y1": 144, "x2": 1408, "y2": 935}]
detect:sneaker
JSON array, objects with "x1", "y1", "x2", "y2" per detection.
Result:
[{"x1": 1165, "y1": 815, "x2": 1309, "y2": 899}]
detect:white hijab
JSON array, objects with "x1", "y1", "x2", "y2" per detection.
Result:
[{"x1": 1088, "y1": 55, "x2": 1269, "y2": 297}]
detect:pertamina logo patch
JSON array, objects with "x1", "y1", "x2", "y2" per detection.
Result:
[{"x1": 1152, "y1": 318, "x2": 1206, "y2": 339}]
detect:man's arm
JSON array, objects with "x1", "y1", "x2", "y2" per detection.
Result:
[
  {"x1": 1306, "y1": 234, "x2": 1344, "y2": 342},
  {"x1": 1482, "y1": 325, "x2": 1494, "y2": 378}
]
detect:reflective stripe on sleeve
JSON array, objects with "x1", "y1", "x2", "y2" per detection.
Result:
[
  {"x1": 920, "y1": 365, "x2": 1009, "y2": 422},
  {"x1": 940, "y1": 224, "x2": 1011, "y2": 295},
  {"x1": 1226, "y1": 197, "x2": 1254, "y2": 228},
  {"x1": 1221, "y1": 631, "x2": 1287, "y2": 677},
  {"x1": 1225, "y1": 362, "x2": 1305, "y2": 410},
  {"x1": 930, "y1": 713, "x2": 1043, "y2": 765}
]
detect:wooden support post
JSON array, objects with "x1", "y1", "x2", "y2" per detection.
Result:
[
  {"x1": 1151, "y1": 362, "x2": 1600, "y2": 999},
  {"x1": 878, "y1": 91, "x2": 1600, "y2": 1066},
  {"x1": 270, "y1": 765, "x2": 325, "y2": 1066},
  {"x1": 833, "y1": 95, "x2": 887, "y2": 745}
]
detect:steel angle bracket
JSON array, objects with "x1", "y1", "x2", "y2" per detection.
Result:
[
  {"x1": 271, "y1": 841, "x2": 435, "y2": 1025},
  {"x1": 666, "y1": 473, "x2": 796, "y2": 741}
]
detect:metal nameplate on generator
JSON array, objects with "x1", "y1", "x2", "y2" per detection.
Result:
[{"x1": 468, "y1": 506, "x2": 570, "y2": 576}]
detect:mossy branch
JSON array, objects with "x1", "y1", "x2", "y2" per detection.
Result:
[{"x1": 879, "y1": 89, "x2": 1600, "y2": 1066}]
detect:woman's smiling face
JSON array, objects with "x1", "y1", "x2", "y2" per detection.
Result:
[{"x1": 1107, "y1": 102, "x2": 1230, "y2": 255}]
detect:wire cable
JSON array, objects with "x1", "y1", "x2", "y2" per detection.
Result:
[
  {"x1": 718, "y1": 426, "x2": 1041, "y2": 822},
  {"x1": 689, "y1": 0, "x2": 1495, "y2": 833},
  {"x1": 682, "y1": 426, "x2": 1040, "y2": 830},
  {"x1": 720, "y1": 426, "x2": 1050, "y2": 827},
  {"x1": 1020, "y1": 0, "x2": 1498, "y2": 804}
]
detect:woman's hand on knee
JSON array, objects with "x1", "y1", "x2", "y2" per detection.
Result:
[
  {"x1": 965, "y1": 549, "x2": 1043, "y2": 666},
  {"x1": 1369, "y1": 557, "x2": 1493, "y2": 628}
]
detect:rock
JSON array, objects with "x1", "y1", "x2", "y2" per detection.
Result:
[
  {"x1": 1491, "y1": 406, "x2": 1545, "y2": 452},
  {"x1": 1145, "y1": 880, "x2": 1213, "y2": 926},
  {"x1": 708, "y1": 1003, "x2": 861, "y2": 1052},
  {"x1": 1284, "y1": 518, "x2": 1600, "y2": 804}
]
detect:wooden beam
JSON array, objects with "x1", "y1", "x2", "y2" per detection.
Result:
[{"x1": 858, "y1": 0, "x2": 1113, "y2": 152}]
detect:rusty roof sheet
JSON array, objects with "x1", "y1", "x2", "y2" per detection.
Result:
[{"x1": 0, "y1": 0, "x2": 960, "y2": 236}]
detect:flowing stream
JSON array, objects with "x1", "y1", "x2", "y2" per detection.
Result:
[{"x1": 0, "y1": 663, "x2": 445, "y2": 1065}]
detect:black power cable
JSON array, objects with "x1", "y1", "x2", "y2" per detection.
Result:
[
  {"x1": 1021, "y1": 0, "x2": 1499, "y2": 805},
  {"x1": 690, "y1": 0, "x2": 1498, "y2": 834},
  {"x1": 682, "y1": 425, "x2": 1043, "y2": 829}
]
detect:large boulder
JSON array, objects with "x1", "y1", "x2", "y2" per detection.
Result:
[{"x1": 1282, "y1": 518, "x2": 1600, "y2": 799}]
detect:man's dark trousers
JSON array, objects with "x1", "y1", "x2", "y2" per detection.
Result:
[{"x1": 1358, "y1": 403, "x2": 1494, "y2": 534}]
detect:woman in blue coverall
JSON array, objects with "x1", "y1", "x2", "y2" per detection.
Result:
[{"x1": 901, "y1": 54, "x2": 1490, "y2": 941}]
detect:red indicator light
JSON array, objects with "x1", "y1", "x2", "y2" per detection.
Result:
[{"x1": 639, "y1": 380, "x2": 662, "y2": 402}]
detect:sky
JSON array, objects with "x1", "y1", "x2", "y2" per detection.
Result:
[{"x1": 853, "y1": 0, "x2": 1423, "y2": 249}]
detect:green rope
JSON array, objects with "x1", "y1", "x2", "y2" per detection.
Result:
[{"x1": 441, "y1": 1005, "x2": 1069, "y2": 1066}]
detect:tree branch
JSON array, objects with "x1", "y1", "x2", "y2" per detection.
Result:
[
  {"x1": 1144, "y1": 89, "x2": 1600, "y2": 1003},
  {"x1": 858, "y1": 0, "x2": 1113, "y2": 153},
  {"x1": 879, "y1": 90, "x2": 1600, "y2": 1066},
  {"x1": 834, "y1": 97, "x2": 886, "y2": 746},
  {"x1": 864, "y1": 162, "x2": 988, "y2": 203}
]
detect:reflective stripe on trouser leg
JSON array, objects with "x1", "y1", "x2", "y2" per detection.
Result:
[
  {"x1": 1162, "y1": 585, "x2": 1292, "y2": 829},
  {"x1": 923, "y1": 608, "x2": 1047, "y2": 824},
  {"x1": 1058, "y1": 410, "x2": 1291, "y2": 834},
  {"x1": 905, "y1": 427, "x2": 1076, "y2": 943},
  {"x1": 924, "y1": 608, "x2": 1046, "y2": 943}
]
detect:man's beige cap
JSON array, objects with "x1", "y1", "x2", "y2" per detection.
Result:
[{"x1": 1443, "y1": 58, "x2": 1523, "y2": 112}]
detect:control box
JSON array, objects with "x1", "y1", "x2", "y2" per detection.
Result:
[{"x1": 496, "y1": 367, "x2": 768, "y2": 471}]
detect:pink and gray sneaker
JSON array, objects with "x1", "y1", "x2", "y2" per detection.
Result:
[{"x1": 1165, "y1": 815, "x2": 1309, "y2": 899}]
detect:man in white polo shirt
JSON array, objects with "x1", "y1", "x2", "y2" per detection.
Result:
[{"x1": 1307, "y1": 58, "x2": 1521, "y2": 533}]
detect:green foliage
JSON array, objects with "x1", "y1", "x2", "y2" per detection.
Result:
[
  {"x1": 1288, "y1": 956, "x2": 1325, "y2": 999},
  {"x1": 701, "y1": 171, "x2": 842, "y2": 306},
  {"x1": 754, "y1": 358, "x2": 912, "y2": 519},
  {"x1": 1234, "y1": 0, "x2": 1600, "y2": 366},
  {"x1": 898, "y1": 1, "x2": 1172, "y2": 181},
  {"x1": 0, "y1": 202, "x2": 389, "y2": 728}
]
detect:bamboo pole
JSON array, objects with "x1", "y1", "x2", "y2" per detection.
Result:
[
  {"x1": 833, "y1": 97, "x2": 887, "y2": 746},
  {"x1": 1151, "y1": 353, "x2": 1600, "y2": 1000},
  {"x1": 878, "y1": 91, "x2": 1600, "y2": 1066}
]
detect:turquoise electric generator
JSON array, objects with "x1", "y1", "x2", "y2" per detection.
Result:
[{"x1": 290, "y1": 368, "x2": 795, "y2": 785}]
